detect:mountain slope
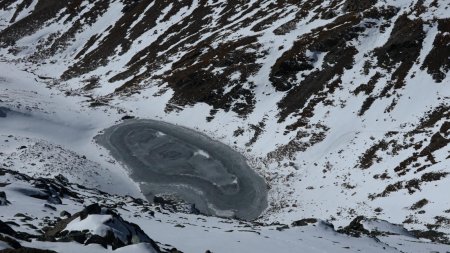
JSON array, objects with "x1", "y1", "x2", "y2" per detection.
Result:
[
  {"x1": 1, "y1": 167, "x2": 450, "y2": 252},
  {"x1": 0, "y1": 0, "x2": 449, "y2": 245}
]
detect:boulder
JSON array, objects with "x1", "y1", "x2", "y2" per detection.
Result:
[
  {"x1": 0, "y1": 191, "x2": 10, "y2": 205},
  {"x1": 44, "y1": 204, "x2": 161, "y2": 251},
  {"x1": 0, "y1": 220, "x2": 16, "y2": 236},
  {"x1": 0, "y1": 233, "x2": 22, "y2": 249},
  {"x1": 291, "y1": 218, "x2": 318, "y2": 227},
  {"x1": 0, "y1": 107, "x2": 7, "y2": 117},
  {"x1": 337, "y1": 216, "x2": 370, "y2": 237}
]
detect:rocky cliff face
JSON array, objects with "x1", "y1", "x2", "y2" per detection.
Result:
[{"x1": 0, "y1": 0, "x2": 449, "y2": 244}]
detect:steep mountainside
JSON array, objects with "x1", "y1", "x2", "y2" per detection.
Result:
[{"x1": 0, "y1": 0, "x2": 449, "y2": 247}]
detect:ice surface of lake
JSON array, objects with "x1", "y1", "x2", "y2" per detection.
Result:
[{"x1": 96, "y1": 119, "x2": 268, "y2": 220}]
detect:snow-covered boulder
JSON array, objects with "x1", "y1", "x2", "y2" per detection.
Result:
[{"x1": 45, "y1": 204, "x2": 160, "y2": 251}]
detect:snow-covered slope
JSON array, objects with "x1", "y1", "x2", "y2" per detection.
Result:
[
  {"x1": 0, "y1": 0, "x2": 449, "y2": 250},
  {"x1": 1, "y1": 167, "x2": 449, "y2": 253}
]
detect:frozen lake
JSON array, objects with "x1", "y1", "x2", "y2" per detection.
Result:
[{"x1": 96, "y1": 119, "x2": 268, "y2": 220}]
